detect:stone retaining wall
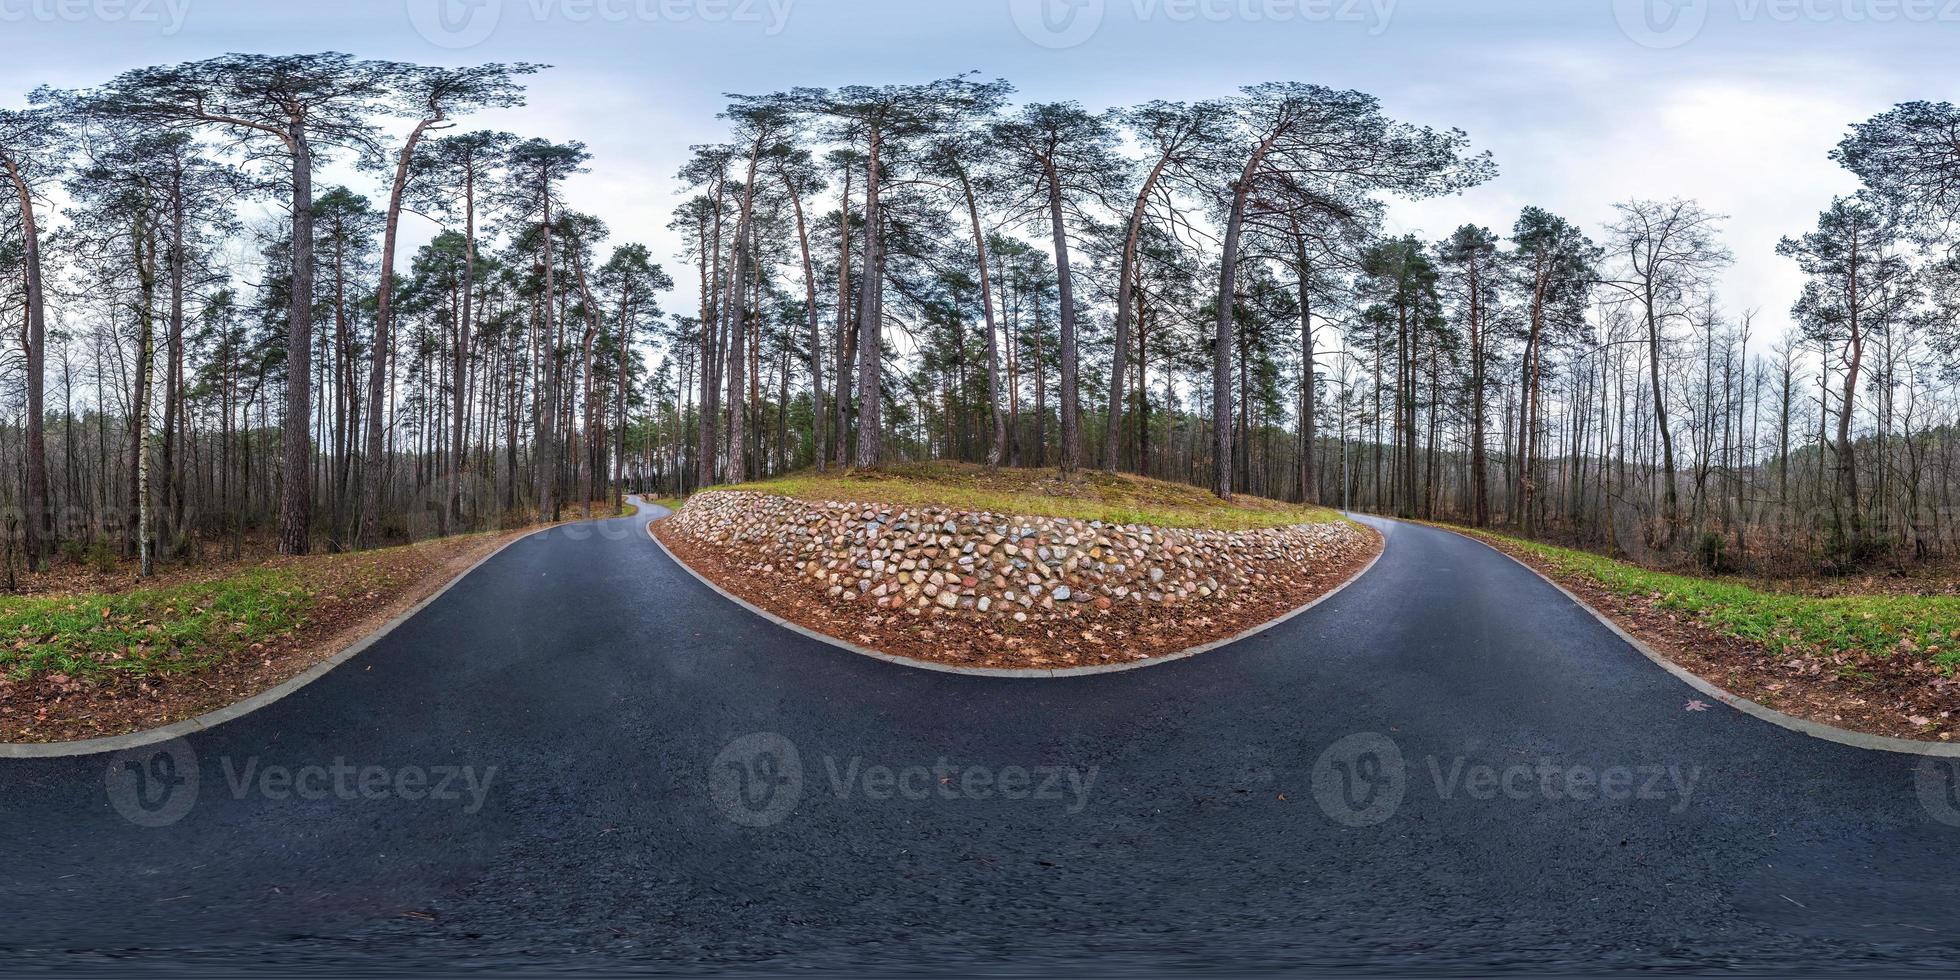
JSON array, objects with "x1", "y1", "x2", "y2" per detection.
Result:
[{"x1": 665, "y1": 490, "x2": 1368, "y2": 624}]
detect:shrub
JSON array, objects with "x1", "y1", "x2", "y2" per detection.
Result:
[
  {"x1": 1694, "y1": 531, "x2": 1729, "y2": 573},
  {"x1": 86, "y1": 540, "x2": 117, "y2": 574}
]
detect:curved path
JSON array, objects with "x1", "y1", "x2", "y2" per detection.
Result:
[{"x1": 4, "y1": 501, "x2": 1959, "y2": 973}]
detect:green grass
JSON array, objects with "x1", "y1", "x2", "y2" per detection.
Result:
[
  {"x1": 720, "y1": 461, "x2": 1347, "y2": 531},
  {"x1": 0, "y1": 568, "x2": 314, "y2": 681},
  {"x1": 1460, "y1": 527, "x2": 1960, "y2": 672},
  {"x1": 0, "y1": 532, "x2": 508, "y2": 684}
]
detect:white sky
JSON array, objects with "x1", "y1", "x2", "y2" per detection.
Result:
[{"x1": 2, "y1": 0, "x2": 1953, "y2": 355}]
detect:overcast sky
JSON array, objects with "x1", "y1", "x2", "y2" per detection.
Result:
[{"x1": 3, "y1": 0, "x2": 1952, "y2": 351}]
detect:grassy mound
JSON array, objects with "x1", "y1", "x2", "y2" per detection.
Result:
[
  {"x1": 1463, "y1": 527, "x2": 1960, "y2": 672},
  {"x1": 723, "y1": 462, "x2": 1346, "y2": 531}
]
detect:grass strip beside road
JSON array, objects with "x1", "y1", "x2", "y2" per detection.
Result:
[
  {"x1": 1, "y1": 570, "x2": 312, "y2": 680},
  {"x1": 0, "y1": 533, "x2": 509, "y2": 684},
  {"x1": 1458, "y1": 525, "x2": 1960, "y2": 674}
]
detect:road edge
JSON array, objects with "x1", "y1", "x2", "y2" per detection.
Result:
[
  {"x1": 0, "y1": 502, "x2": 643, "y2": 760},
  {"x1": 646, "y1": 511, "x2": 1385, "y2": 679},
  {"x1": 1422, "y1": 519, "x2": 1960, "y2": 759}
]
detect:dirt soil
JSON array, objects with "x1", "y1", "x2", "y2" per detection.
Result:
[
  {"x1": 1477, "y1": 535, "x2": 1960, "y2": 744},
  {"x1": 0, "y1": 529, "x2": 530, "y2": 745},
  {"x1": 654, "y1": 518, "x2": 1382, "y2": 671}
]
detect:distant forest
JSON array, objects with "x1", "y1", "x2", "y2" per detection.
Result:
[{"x1": 3, "y1": 59, "x2": 1959, "y2": 574}]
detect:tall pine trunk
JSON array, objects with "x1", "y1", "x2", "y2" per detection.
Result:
[
  {"x1": 1212, "y1": 134, "x2": 1278, "y2": 499},
  {"x1": 1104, "y1": 153, "x2": 1170, "y2": 472},
  {"x1": 280, "y1": 132, "x2": 315, "y2": 555},
  {"x1": 1045, "y1": 160, "x2": 1081, "y2": 474},
  {"x1": 3, "y1": 153, "x2": 50, "y2": 564},
  {"x1": 854, "y1": 131, "x2": 885, "y2": 470}
]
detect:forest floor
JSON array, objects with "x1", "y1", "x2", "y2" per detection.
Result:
[
  {"x1": 657, "y1": 465, "x2": 1377, "y2": 671},
  {"x1": 726, "y1": 461, "x2": 1349, "y2": 530},
  {"x1": 1446, "y1": 523, "x2": 1960, "y2": 743},
  {"x1": 0, "y1": 498, "x2": 635, "y2": 745}
]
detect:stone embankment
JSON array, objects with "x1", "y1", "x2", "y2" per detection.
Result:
[{"x1": 662, "y1": 490, "x2": 1374, "y2": 652}]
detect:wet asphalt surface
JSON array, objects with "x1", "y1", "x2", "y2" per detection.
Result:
[{"x1": 4, "y1": 500, "x2": 1960, "y2": 975}]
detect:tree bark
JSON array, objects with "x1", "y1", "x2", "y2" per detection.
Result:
[
  {"x1": 832, "y1": 166, "x2": 854, "y2": 470},
  {"x1": 534, "y1": 168, "x2": 560, "y2": 522},
  {"x1": 360, "y1": 117, "x2": 439, "y2": 547},
  {"x1": 454, "y1": 163, "x2": 476, "y2": 525},
  {"x1": 612, "y1": 277, "x2": 635, "y2": 505},
  {"x1": 855, "y1": 131, "x2": 885, "y2": 470},
  {"x1": 280, "y1": 132, "x2": 315, "y2": 555},
  {"x1": 1212, "y1": 133, "x2": 1279, "y2": 499},
  {"x1": 1045, "y1": 159, "x2": 1081, "y2": 474},
  {"x1": 951, "y1": 161, "x2": 1006, "y2": 470},
  {"x1": 1644, "y1": 280, "x2": 1679, "y2": 537},
  {"x1": 723, "y1": 217, "x2": 750, "y2": 485},
  {"x1": 1103, "y1": 152, "x2": 1170, "y2": 472},
  {"x1": 1291, "y1": 228, "x2": 1318, "y2": 504},
  {"x1": 780, "y1": 164, "x2": 824, "y2": 472},
  {"x1": 2, "y1": 154, "x2": 50, "y2": 564},
  {"x1": 1468, "y1": 250, "x2": 1489, "y2": 527}
]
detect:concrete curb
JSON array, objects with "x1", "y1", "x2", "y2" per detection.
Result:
[
  {"x1": 646, "y1": 508, "x2": 1386, "y2": 679},
  {"x1": 1420, "y1": 518, "x2": 1960, "y2": 759},
  {"x1": 0, "y1": 504, "x2": 641, "y2": 760}
]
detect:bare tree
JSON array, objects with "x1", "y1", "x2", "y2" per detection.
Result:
[{"x1": 1601, "y1": 199, "x2": 1730, "y2": 539}]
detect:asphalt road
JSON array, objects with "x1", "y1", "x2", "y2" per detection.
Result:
[{"x1": 4, "y1": 500, "x2": 1960, "y2": 974}]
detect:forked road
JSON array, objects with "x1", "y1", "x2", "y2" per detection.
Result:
[{"x1": 4, "y1": 501, "x2": 1959, "y2": 973}]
